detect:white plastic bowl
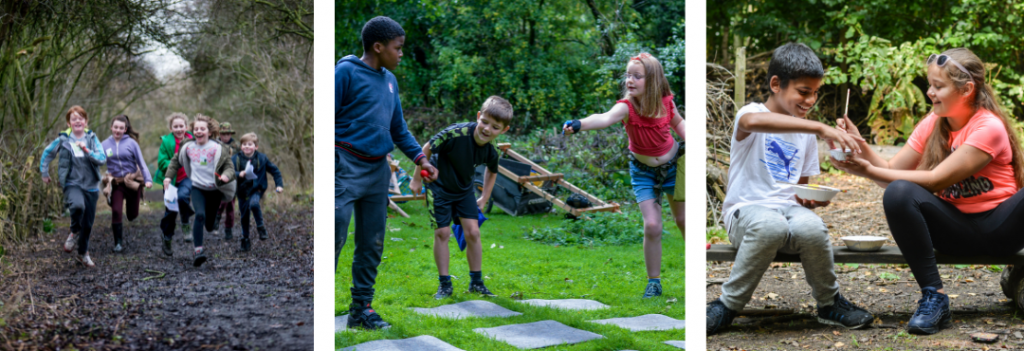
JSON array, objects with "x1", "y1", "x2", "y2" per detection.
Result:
[
  {"x1": 841, "y1": 236, "x2": 886, "y2": 252},
  {"x1": 829, "y1": 148, "x2": 853, "y2": 161},
  {"x1": 791, "y1": 184, "x2": 841, "y2": 202}
]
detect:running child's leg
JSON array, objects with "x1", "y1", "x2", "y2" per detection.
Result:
[
  {"x1": 111, "y1": 184, "x2": 126, "y2": 225},
  {"x1": 203, "y1": 191, "x2": 223, "y2": 233},
  {"x1": 124, "y1": 185, "x2": 140, "y2": 222},
  {"x1": 76, "y1": 190, "x2": 99, "y2": 255},
  {"x1": 224, "y1": 199, "x2": 235, "y2": 231},
  {"x1": 239, "y1": 193, "x2": 252, "y2": 238},
  {"x1": 461, "y1": 218, "x2": 481, "y2": 272},
  {"x1": 177, "y1": 178, "x2": 194, "y2": 223},
  {"x1": 190, "y1": 189, "x2": 210, "y2": 248}
]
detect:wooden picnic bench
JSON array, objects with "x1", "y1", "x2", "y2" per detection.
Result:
[{"x1": 707, "y1": 244, "x2": 1024, "y2": 311}]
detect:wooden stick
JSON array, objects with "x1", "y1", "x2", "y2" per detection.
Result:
[
  {"x1": 388, "y1": 199, "x2": 410, "y2": 218},
  {"x1": 843, "y1": 88, "x2": 851, "y2": 117}
]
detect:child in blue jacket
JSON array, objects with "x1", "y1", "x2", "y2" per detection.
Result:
[{"x1": 232, "y1": 132, "x2": 284, "y2": 251}]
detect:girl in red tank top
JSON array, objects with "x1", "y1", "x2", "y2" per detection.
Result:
[{"x1": 562, "y1": 53, "x2": 685, "y2": 298}]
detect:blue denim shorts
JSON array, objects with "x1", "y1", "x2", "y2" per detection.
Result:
[{"x1": 629, "y1": 157, "x2": 677, "y2": 204}]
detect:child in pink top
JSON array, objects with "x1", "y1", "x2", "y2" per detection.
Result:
[
  {"x1": 833, "y1": 48, "x2": 1024, "y2": 335},
  {"x1": 563, "y1": 53, "x2": 684, "y2": 298}
]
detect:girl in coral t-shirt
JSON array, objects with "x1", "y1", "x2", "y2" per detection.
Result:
[
  {"x1": 562, "y1": 53, "x2": 685, "y2": 298},
  {"x1": 833, "y1": 48, "x2": 1024, "y2": 335}
]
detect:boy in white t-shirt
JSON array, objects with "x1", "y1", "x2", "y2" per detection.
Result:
[{"x1": 707, "y1": 43, "x2": 873, "y2": 335}]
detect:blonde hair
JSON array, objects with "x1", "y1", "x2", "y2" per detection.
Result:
[
  {"x1": 918, "y1": 48, "x2": 1024, "y2": 189},
  {"x1": 166, "y1": 112, "x2": 189, "y2": 130},
  {"x1": 190, "y1": 113, "x2": 220, "y2": 139},
  {"x1": 239, "y1": 132, "x2": 259, "y2": 146},
  {"x1": 622, "y1": 53, "x2": 673, "y2": 118},
  {"x1": 480, "y1": 96, "x2": 514, "y2": 127}
]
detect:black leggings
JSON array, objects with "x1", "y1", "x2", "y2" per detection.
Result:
[{"x1": 884, "y1": 180, "x2": 1024, "y2": 290}]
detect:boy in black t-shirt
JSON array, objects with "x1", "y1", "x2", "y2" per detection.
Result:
[{"x1": 411, "y1": 96, "x2": 513, "y2": 299}]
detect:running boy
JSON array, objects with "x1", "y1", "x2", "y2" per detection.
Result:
[
  {"x1": 213, "y1": 121, "x2": 237, "y2": 238},
  {"x1": 40, "y1": 106, "x2": 107, "y2": 267},
  {"x1": 707, "y1": 43, "x2": 871, "y2": 334},
  {"x1": 410, "y1": 96, "x2": 512, "y2": 300},
  {"x1": 164, "y1": 114, "x2": 236, "y2": 267},
  {"x1": 232, "y1": 132, "x2": 284, "y2": 251},
  {"x1": 336, "y1": 15, "x2": 439, "y2": 330}
]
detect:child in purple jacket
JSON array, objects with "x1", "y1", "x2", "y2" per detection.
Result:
[{"x1": 102, "y1": 115, "x2": 153, "y2": 252}]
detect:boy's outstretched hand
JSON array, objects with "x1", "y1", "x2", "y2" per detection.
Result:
[
  {"x1": 795, "y1": 195, "x2": 830, "y2": 209},
  {"x1": 819, "y1": 124, "x2": 863, "y2": 154},
  {"x1": 275, "y1": 186, "x2": 283, "y2": 193}
]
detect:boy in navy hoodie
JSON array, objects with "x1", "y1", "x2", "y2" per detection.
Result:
[
  {"x1": 232, "y1": 132, "x2": 284, "y2": 251},
  {"x1": 336, "y1": 16, "x2": 438, "y2": 330}
]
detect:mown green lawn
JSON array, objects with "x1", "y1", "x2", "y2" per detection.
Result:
[{"x1": 335, "y1": 203, "x2": 685, "y2": 350}]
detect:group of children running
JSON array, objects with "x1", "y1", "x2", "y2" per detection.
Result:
[
  {"x1": 336, "y1": 16, "x2": 685, "y2": 330},
  {"x1": 708, "y1": 42, "x2": 1024, "y2": 337},
  {"x1": 40, "y1": 109, "x2": 284, "y2": 268}
]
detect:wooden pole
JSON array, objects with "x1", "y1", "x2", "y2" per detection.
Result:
[{"x1": 733, "y1": 34, "x2": 746, "y2": 109}]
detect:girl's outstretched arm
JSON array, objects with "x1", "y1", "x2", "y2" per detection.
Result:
[
  {"x1": 563, "y1": 103, "x2": 629, "y2": 134},
  {"x1": 835, "y1": 145, "x2": 991, "y2": 191}
]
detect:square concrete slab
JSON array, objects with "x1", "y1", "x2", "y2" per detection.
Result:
[
  {"x1": 589, "y1": 314, "x2": 685, "y2": 331},
  {"x1": 665, "y1": 340, "x2": 685, "y2": 349},
  {"x1": 474, "y1": 320, "x2": 604, "y2": 349},
  {"x1": 336, "y1": 315, "x2": 351, "y2": 332},
  {"x1": 518, "y1": 299, "x2": 609, "y2": 311},
  {"x1": 338, "y1": 335, "x2": 465, "y2": 351},
  {"x1": 412, "y1": 300, "x2": 522, "y2": 319}
]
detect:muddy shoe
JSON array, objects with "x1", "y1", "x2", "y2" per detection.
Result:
[
  {"x1": 161, "y1": 236, "x2": 173, "y2": 257},
  {"x1": 182, "y1": 223, "x2": 193, "y2": 243},
  {"x1": 434, "y1": 284, "x2": 454, "y2": 299},
  {"x1": 63, "y1": 232, "x2": 78, "y2": 253},
  {"x1": 468, "y1": 282, "x2": 496, "y2": 297},
  {"x1": 907, "y1": 286, "x2": 952, "y2": 335},
  {"x1": 707, "y1": 298, "x2": 738, "y2": 335},
  {"x1": 817, "y1": 293, "x2": 874, "y2": 329},
  {"x1": 240, "y1": 237, "x2": 251, "y2": 252},
  {"x1": 192, "y1": 246, "x2": 207, "y2": 267},
  {"x1": 76, "y1": 252, "x2": 95, "y2": 268},
  {"x1": 347, "y1": 303, "x2": 391, "y2": 330},
  {"x1": 113, "y1": 241, "x2": 124, "y2": 253},
  {"x1": 257, "y1": 226, "x2": 268, "y2": 240},
  {"x1": 224, "y1": 227, "x2": 233, "y2": 241},
  {"x1": 642, "y1": 281, "x2": 663, "y2": 298}
]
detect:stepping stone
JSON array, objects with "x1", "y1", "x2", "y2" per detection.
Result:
[
  {"x1": 665, "y1": 340, "x2": 685, "y2": 349},
  {"x1": 518, "y1": 299, "x2": 609, "y2": 310},
  {"x1": 589, "y1": 314, "x2": 685, "y2": 331},
  {"x1": 474, "y1": 320, "x2": 604, "y2": 349},
  {"x1": 336, "y1": 315, "x2": 350, "y2": 332},
  {"x1": 412, "y1": 300, "x2": 522, "y2": 319},
  {"x1": 338, "y1": 335, "x2": 465, "y2": 351}
]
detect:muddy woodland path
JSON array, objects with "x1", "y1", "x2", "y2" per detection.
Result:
[{"x1": 0, "y1": 197, "x2": 313, "y2": 350}]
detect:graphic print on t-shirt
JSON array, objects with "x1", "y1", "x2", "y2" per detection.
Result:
[
  {"x1": 939, "y1": 145, "x2": 994, "y2": 199},
  {"x1": 187, "y1": 146, "x2": 217, "y2": 167},
  {"x1": 762, "y1": 136, "x2": 801, "y2": 182}
]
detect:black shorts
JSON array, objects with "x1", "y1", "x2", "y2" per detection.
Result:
[{"x1": 427, "y1": 183, "x2": 477, "y2": 229}]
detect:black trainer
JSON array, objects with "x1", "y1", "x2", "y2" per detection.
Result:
[
  {"x1": 817, "y1": 293, "x2": 874, "y2": 329},
  {"x1": 347, "y1": 302, "x2": 391, "y2": 330},
  {"x1": 193, "y1": 247, "x2": 207, "y2": 267},
  {"x1": 468, "y1": 282, "x2": 496, "y2": 297},
  {"x1": 241, "y1": 237, "x2": 251, "y2": 252},
  {"x1": 434, "y1": 284, "x2": 453, "y2": 299},
  {"x1": 161, "y1": 236, "x2": 173, "y2": 257},
  {"x1": 257, "y1": 226, "x2": 268, "y2": 240},
  {"x1": 707, "y1": 298, "x2": 738, "y2": 335},
  {"x1": 907, "y1": 286, "x2": 952, "y2": 335},
  {"x1": 224, "y1": 227, "x2": 233, "y2": 241}
]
